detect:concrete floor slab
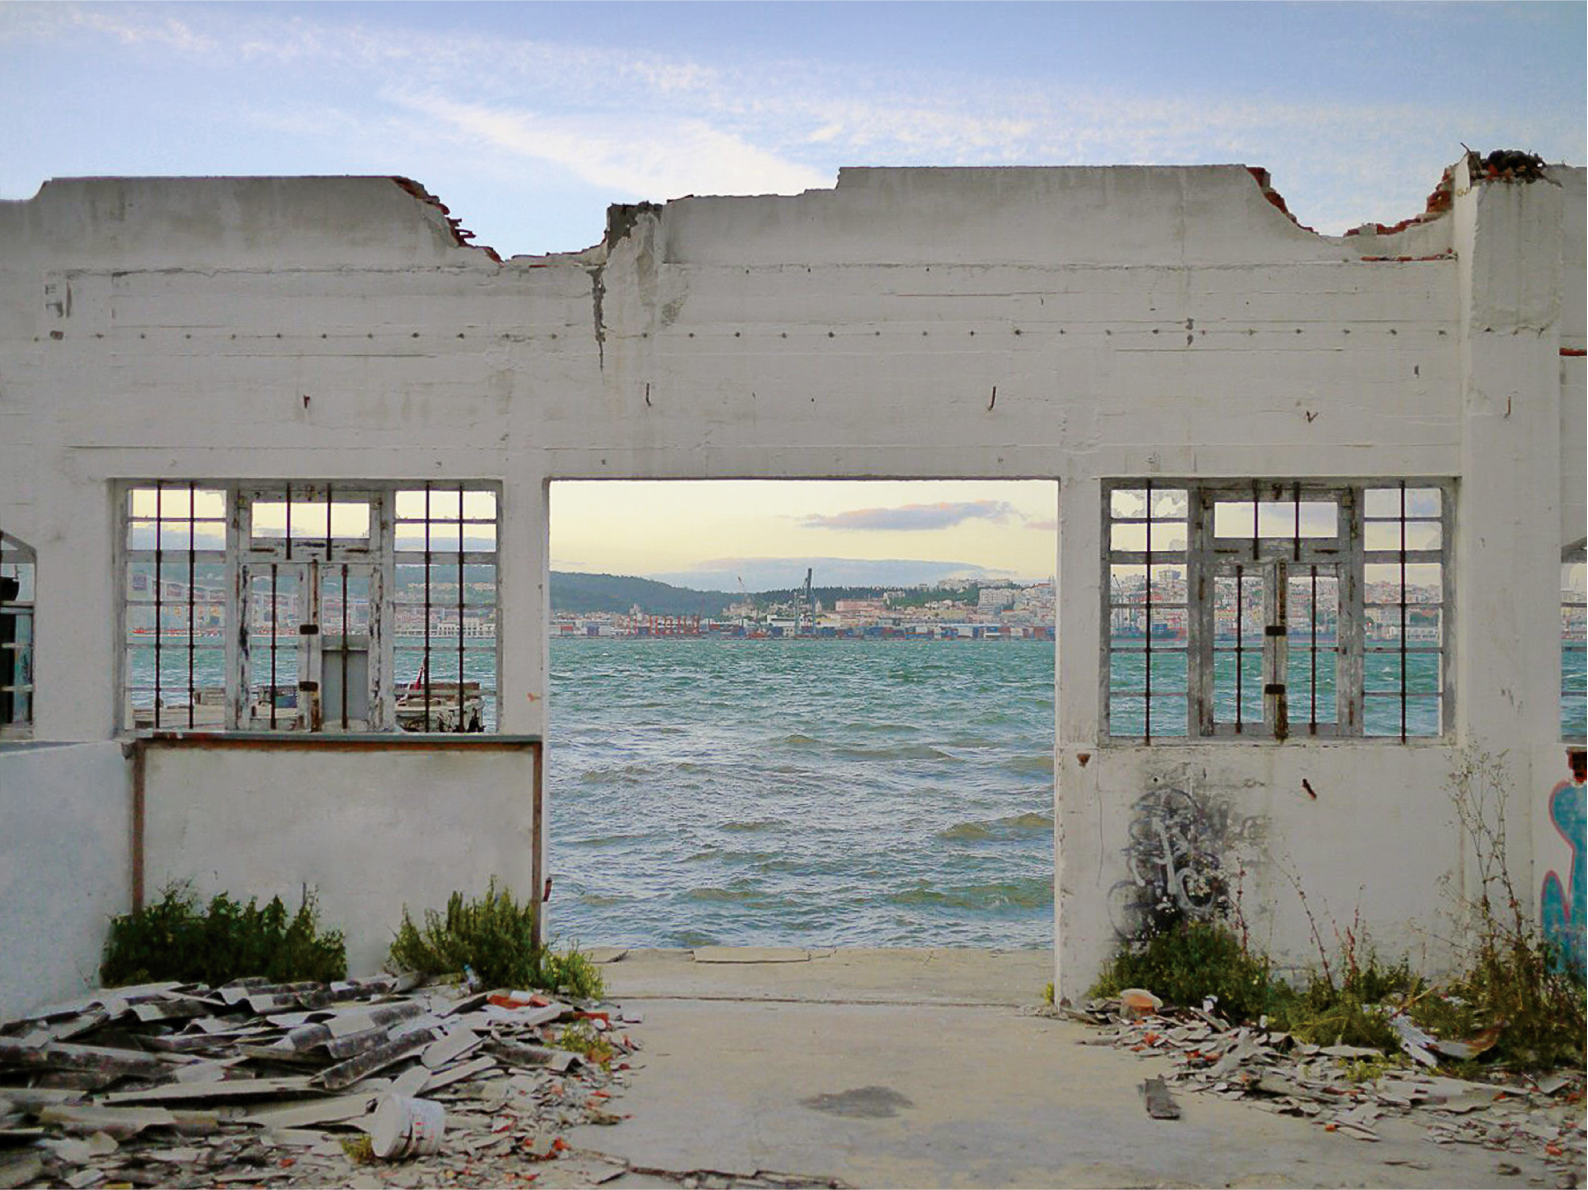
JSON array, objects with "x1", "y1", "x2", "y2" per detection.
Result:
[{"x1": 568, "y1": 949, "x2": 1572, "y2": 1189}]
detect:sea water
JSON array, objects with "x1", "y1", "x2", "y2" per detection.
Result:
[{"x1": 548, "y1": 637, "x2": 1056, "y2": 950}]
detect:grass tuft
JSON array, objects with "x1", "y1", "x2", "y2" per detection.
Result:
[
  {"x1": 101, "y1": 883, "x2": 346, "y2": 987},
  {"x1": 388, "y1": 877, "x2": 604, "y2": 999}
]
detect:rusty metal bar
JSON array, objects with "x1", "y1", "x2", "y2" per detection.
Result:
[
  {"x1": 423, "y1": 484, "x2": 432, "y2": 732},
  {"x1": 341, "y1": 563, "x2": 350, "y2": 731},
  {"x1": 1399, "y1": 481, "x2": 1408, "y2": 744},
  {"x1": 1234, "y1": 563, "x2": 1245, "y2": 734},
  {"x1": 1310, "y1": 565, "x2": 1319, "y2": 735},
  {"x1": 1143, "y1": 479, "x2": 1153, "y2": 744},
  {"x1": 457, "y1": 484, "x2": 466, "y2": 733},
  {"x1": 187, "y1": 482, "x2": 196, "y2": 731},
  {"x1": 269, "y1": 563, "x2": 279, "y2": 730},
  {"x1": 153, "y1": 484, "x2": 163, "y2": 730}
]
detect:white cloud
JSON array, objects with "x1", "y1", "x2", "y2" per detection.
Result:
[{"x1": 387, "y1": 90, "x2": 830, "y2": 201}]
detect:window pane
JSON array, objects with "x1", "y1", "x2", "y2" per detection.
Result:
[
  {"x1": 1151, "y1": 490, "x2": 1188, "y2": 519},
  {"x1": 1109, "y1": 694, "x2": 1145, "y2": 736},
  {"x1": 462, "y1": 490, "x2": 498, "y2": 520},
  {"x1": 1110, "y1": 650, "x2": 1145, "y2": 692},
  {"x1": 1286, "y1": 647, "x2": 1338, "y2": 726},
  {"x1": 1148, "y1": 696, "x2": 1189, "y2": 737},
  {"x1": 397, "y1": 489, "x2": 462, "y2": 520},
  {"x1": 1214, "y1": 574, "x2": 1266, "y2": 644},
  {"x1": 1363, "y1": 695, "x2": 1441, "y2": 737},
  {"x1": 1366, "y1": 487, "x2": 1441, "y2": 518},
  {"x1": 1213, "y1": 650, "x2": 1265, "y2": 726},
  {"x1": 1149, "y1": 650, "x2": 1188, "y2": 691},
  {"x1": 1110, "y1": 522, "x2": 1189, "y2": 552},
  {"x1": 1214, "y1": 501, "x2": 1257, "y2": 538},
  {"x1": 1109, "y1": 605, "x2": 1149, "y2": 646},
  {"x1": 1364, "y1": 563, "x2": 1442, "y2": 603},
  {"x1": 1366, "y1": 520, "x2": 1442, "y2": 551},
  {"x1": 1405, "y1": 652, "x2": 1442, "y2": 695},
  {"x1": 1218, "y1": 501, "x2": 1338, "y2": 538},
  {"x1": 1110, "y1": 489, "x2": 1147, "y2": 519},
  {"x1": 1286, "y1": 572, "x2": 1339, "y2": 640}
]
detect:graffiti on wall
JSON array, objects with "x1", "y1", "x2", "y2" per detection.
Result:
[
  {"x1": 1109, "y1": 785, "x2": 1267, "y2": 943},
  {"x1": 1540, "y1": 757, "x2": 1585, "y2": 979}
]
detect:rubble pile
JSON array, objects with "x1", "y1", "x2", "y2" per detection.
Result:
[
  {"x1": 0, "y1": 975, "x2": 644, "y2": 1188},
  {"x1": 1055, "y1": 997, "x2": 1586, "y2": 1180}
]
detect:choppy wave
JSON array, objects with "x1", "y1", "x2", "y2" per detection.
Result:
[{"x1": 548, "y1": 637, "x2": 1055, "y2": 948}]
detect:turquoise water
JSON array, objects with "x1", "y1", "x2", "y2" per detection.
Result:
[{"x1": 547, "y1": 638, "x2": 1056, "y2": 949}]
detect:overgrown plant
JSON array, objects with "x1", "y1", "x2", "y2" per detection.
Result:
[
  {"x1": 1090, "y1": 920, "x2": 1279, "y2": 1024},
  {"x1": 101, "y1": 884, "x2": 346, "y2": 987},
  {"x1": 1433, "y1": 747, "x2": 1585, "y2": 1068},
  {"x1": 388, "y1": 878, "x2": 604, "y2": 999}
]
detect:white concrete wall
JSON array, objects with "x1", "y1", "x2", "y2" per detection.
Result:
[
  {"x1": 0, "y1": 163, "x2": 1580, "y2": 998},
  {"x1": 0, "y1": 742, "x2": 130, "y2": 1018},
  {"x1": 142, "y1": 746, "x2": 537, "y2": 974}
]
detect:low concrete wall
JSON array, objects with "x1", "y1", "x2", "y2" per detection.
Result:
[
  {"x1": 141, "y1": 744, "x2": 538, "y2": 973},
  {"x1": 0, "y1": 742, "x2": 130, "y2": 1019}
]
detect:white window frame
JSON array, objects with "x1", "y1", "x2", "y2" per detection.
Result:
[
  {"x1": 1, "y1": 530, "x2": 35, "y2": 739},
  {"x1": 1102, "y1": 478, "x2": 1454, "y2": 743},
  {"x1": 119, "y1": 481, "x2": 501, "y2": 735}
]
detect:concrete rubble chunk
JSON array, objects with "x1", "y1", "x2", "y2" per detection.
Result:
[
  {"x1": 1075, "y1": 994, "x2": 1587, "y2": 1174},
  {"x1": 1, "y1": 974, "x2": 641, "y2": 1186}
]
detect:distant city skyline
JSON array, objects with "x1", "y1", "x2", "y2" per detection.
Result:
[{"x1": 552, "y1": 481, "x2": 1058, "y2": 589}]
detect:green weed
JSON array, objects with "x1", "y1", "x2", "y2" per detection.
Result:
[
  {"x1": 388, "y1": 878, "x2": 604, "y2": 999},
  {"x1": 101, "y1": 884, "x2": 346, "y2": 987},
  {"x1": 1091, "y1": 920, "x2": 1279, "y2": 1023},
  {"x1": 555, "y1": 1020, "x2": 614, "y2": 1067}
]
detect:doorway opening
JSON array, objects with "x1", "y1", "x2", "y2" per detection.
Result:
[{"x1": 546, "y1": 479, "x2": 1058, "y2": 950}]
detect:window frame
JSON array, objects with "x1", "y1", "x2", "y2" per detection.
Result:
[
  {"x1": 1564, "y1": 538, "x2": 1586, "y2": 745},
  {"x1": 1101, "y1": 478, "x2": 1455, "y2": 744},
  {"x1": 1, "y1": 530, "x2": 35, "y2": 740},
  {"x1": 118, "y1": 481, "x2": 501, "y2": 736}
]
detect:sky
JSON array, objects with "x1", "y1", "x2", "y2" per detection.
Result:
[
  {"x1": 552, "y1": 481, "x2": 1059, "y2": 589},
  {"x1": 2, "y1": 2, "x2": 1580, "y2": 588}
]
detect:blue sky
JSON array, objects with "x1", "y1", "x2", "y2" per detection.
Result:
[
  {"x1": 2, "y1": 2, "x2": 1580, "y2": 587},
  {"x1": 2, "y1": 2, "x2": 1582, "y2": 255}
]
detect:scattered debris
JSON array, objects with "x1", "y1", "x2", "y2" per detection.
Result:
[
  {"x1": 0, "y1": 973, "x2": 644, "y2": 1185},
  {"x1": 1065, "y1": 995, "x2": 1587, "y2": 1177},
  {"x1": 1141, "y1": 1076, "x2": 1180, "y2": 1120}
]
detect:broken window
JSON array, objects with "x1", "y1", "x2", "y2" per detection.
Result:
[
  {"x1": 122, "y1": 483, "x2": 499, "y2": 734},
  {"x1": 1, "y1": 531, "x2": 34, "y2": 737},
  {"x1": 1565, "y1": 540, "x2": 1586, "y2": 743},
  {"x1": 1103, "y1": 480, "x2": 1452, "y2": 742}
]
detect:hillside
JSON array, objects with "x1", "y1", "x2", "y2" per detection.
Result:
[{"x1": 550, "y1": 572, "x2": 737, "y2": 616}]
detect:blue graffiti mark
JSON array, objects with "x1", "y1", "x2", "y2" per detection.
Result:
[{"x1": 1540, "y1": 778, "x2": 1585, "y2": 980}]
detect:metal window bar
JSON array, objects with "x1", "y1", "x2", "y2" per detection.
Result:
[
  {"x1": 341, "y1": 562, "x2": 350, "y2": 731},
  {"x1": 187, "y1": 482, "x2": 196, "y2": 730},
  {"x1": 1144, "y1": 479, "x2": 1153, "y2": 745},
  {"x1": 1234, "y1": 562, "x2": 1245, "y2": 734},
  {"x1": 1309, "y1": 565, "x2": 1319, "y2": 735},
  {"x1": 457, "y1": 483, "x2": 466, "y2": 733},
  {"x1": 424, "y1": 484, "x2": 433, "y2": 732},
  {"x1": 269, "y1": 563, "x2": 279, "y2": 730},
  {"x1": 1399, "y1": 481, "x2": 1408, "y2": 744},
  {"x1": 152, "y1": 485, "x2": 162, "y2": 729}
]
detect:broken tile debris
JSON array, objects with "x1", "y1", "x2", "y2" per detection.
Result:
[
  {"x1": 1048, "y1": 995, "x2": 1587, "y2": 1179},
  {"x1": 0, "y1": 974, "x2": 646, "y2": 1187}
]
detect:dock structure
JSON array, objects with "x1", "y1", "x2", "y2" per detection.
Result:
[{"x1": 0, "y1": 157, "x2": 1583, "y2": 1016}]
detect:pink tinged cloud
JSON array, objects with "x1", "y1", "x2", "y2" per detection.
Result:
[{"x1": 800, "y1": 500, "x2": 1019, "y2": 531}]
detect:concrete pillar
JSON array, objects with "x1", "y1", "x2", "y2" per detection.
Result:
[{"x1": 1452, "y1": 158, "x2": 1565, "y2": 912}]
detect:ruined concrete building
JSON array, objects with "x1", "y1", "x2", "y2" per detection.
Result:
[{"x1": 1, "y1": 158, "x2": 1583, "y2": 1015}]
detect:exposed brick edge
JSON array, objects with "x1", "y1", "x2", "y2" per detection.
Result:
[
  {"x1": 1246, "y1": 167, "x2": 1316, "y2": 234},
  {"x1": 1563, "y1": 348, "x2": 1586, "y2": 358},
  {"x1": 1343, "y1": 166, "x2": 1456, "y2": 238},
  {"x1": 390, "y1": 176, "x2": 503, "y2": 264}
]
